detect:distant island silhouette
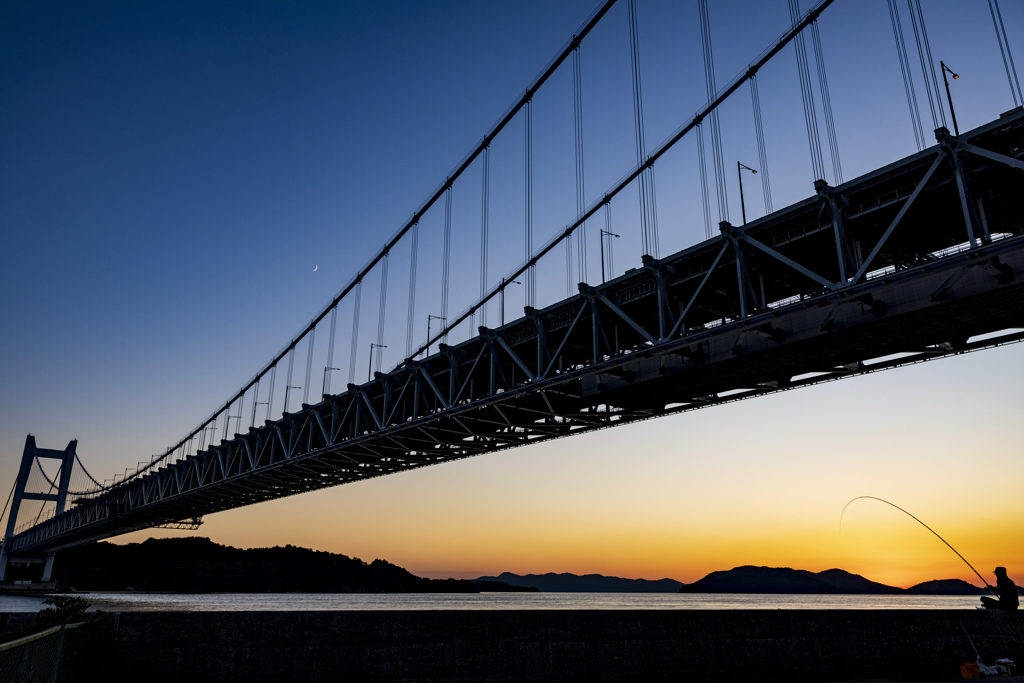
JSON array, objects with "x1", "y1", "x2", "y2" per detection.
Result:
[
  {"x1": 677, "y1": 565, "x2": 986, "y2": 595},
  {"x1": 49, "y1": 538, "x2": 999, "y2": 595},
  {"x1": 475, "y1": 567, "x2": 992, "y2": 595},
  {"x1": 473, "y1": 572, "x2": 684, "y2": 593}
]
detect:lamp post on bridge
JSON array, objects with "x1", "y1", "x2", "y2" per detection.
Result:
[
  {"x1": 284, "y1": 385, "x2": 301, "y2": 413},
  {"x1": 322, "y1": 366, "x2": 341, "y2": 399},
  {"x1": 368, "y1": 343, "x2": 387, "y2": 381},
  {"x1": 252, "y1": 401, "x2": 268, "y2": 428},
  {"x1": 499, "y1": 278, "x2": 521, "y2": 325},
  {"x1": 426, "y1": 315, "x2": 445, "y2": 355},
  {"x1": 201, "y1": 423, "x2": 217, "y2": 451},
  {"x1": 737, "y1": 162, "x2": 757, "y2": 225},
  {"x1": 599, "y1": 229, "x2": 619, "y2": 284},
  {"x1": 941, "y1": 61, "x2": 960, "y2": 136},
  {"x1": 226, "y1": 412, "x2": 241, "y2": 438}
]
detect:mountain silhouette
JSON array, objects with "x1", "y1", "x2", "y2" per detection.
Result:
[
  {"x1": 904, "y1": 578, "x2": 988, "y2": 595},
  {"x1": 51, "y1": 537, "x2": 477, "y2": 593},
  {"x1": 678, "y1": 566, "x2": 981, "y2": 594},
  {"x1": 473, "y1": 572, "x2": 683, "y2": 592},
  {"x1": 50, "y1": 539, "x2": 996, "y2": 595},
  {"x1": 679, "y1": 566, "x2": 901, "y2": 593}
]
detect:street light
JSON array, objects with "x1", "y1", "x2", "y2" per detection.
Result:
[
  {"x1": 226, "y1": 412, "x2": 241, "y2": 437},
  {"x1": 737, "y1": 162, "x2": 758, "y2": 225},
  {"x1": 251, "y1": 401, "x2": 268, "y2": 429},
  {"x1": 426, "y1": 315, "x2": 445, "y2": 355},
  {"x1": 202, "y1": 423, "x2": 217, "y2": 450},
  {"x1": 284, "y1": 385, "x2": 301, "y2": 413},
  {"x1": 499, "y1": 278, "x2": 522, "y2": 325},
  {"x1": 941, "y1": 60, "x2": 960, "y2": 136},
  {"x1": 368, "y1": 343, "x2": 387, "y2": 381},
  {"x1": 322, "y1": 366, "x2": 341, "y2": 399},
  {"x1": 599, "y1": 229, "x2": 619, "y2": 284}
]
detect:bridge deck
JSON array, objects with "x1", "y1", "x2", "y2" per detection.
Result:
[{"x1": 9, "y1": 110, "x2": 1024, "y2": 554}]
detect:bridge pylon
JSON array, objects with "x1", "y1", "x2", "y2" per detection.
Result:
[{"x1": 0, "y1": 436, "x2": 76, "y2": 584}]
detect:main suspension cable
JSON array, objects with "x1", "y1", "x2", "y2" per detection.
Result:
[
  {"x1": 0, "y1": 480, "x2": 16, "y2": 527},
  {"x1": 74, "y1": 453, "x2": 105, "y2": 489},
  {"x1": 90, "y1": 0, "x2": 838, "y2": 494},
  {"x1": 126, "y1": 0, "x2": 623, "y2": 493}
]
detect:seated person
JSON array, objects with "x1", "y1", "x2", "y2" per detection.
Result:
[{"x1": 981, "y1": 567, "x2": 1018, "y2": 611}]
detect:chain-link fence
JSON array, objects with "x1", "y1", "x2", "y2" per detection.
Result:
[{"x1": 0, "y1": 622, "x2": 83, "y2": 683}]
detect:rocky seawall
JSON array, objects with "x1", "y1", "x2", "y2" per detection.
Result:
[{"x1": 2, "y1": 609, "x2": 1022, "y2": 681}]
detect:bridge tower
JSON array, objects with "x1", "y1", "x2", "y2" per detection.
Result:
[{"x1": 0, "y1": 436, "x2": 76, "y2": 584}]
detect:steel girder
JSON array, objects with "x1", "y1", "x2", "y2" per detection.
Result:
[{"x1": 9, "y1": 111, "x2": 1024, "y2": 555}]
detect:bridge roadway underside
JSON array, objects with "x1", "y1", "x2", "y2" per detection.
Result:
[{"x1": 12, "y1": 112, "x2": 1024, "y2": 555}]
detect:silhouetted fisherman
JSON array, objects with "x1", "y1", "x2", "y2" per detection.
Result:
[{"x1": 981, "y1": 567, "x2": 1018, "y2": 610}]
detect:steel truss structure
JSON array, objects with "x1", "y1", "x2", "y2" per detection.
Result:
[{"x1": 10, "y1": 111, "x2": 1024, "y2": 556}]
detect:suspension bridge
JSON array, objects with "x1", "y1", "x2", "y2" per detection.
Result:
[{"x1": 3, "y1": 0, "x2": 1023, "y2": 584}]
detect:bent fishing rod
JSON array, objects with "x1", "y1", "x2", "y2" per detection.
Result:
[{"x1": 840, "y1": 496, "x2": 990, "y2": 589}]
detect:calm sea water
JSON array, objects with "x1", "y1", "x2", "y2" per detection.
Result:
[{"x1": 0, "y1": 592, "x2": 984, "y2": 613}]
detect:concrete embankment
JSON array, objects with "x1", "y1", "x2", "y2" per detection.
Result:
[{"x1": 2, "y1": 609, "x2": 1022, "y2": 681}]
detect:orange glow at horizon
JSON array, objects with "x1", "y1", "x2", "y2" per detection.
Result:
[{"x1": 115, "y1": 496, "x2": 1023, "y2": 589}]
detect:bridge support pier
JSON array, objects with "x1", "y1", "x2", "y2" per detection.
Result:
[
  {"x1": 40, "y1": 553, "x2": 56, "y2": 582},
  {"x1": 0, "y1": 436, "x2": 76, "y2": 583}
]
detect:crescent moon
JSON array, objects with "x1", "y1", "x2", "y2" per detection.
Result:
[{"x1": 313, "y1": 265, "x2": 318, "y2": 272}]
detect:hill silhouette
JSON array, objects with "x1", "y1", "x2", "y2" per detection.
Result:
[
  {"x1": 54, "y1": 537, "x2": 476, "y2": 593},
  {"x1": 52, "y1": 539, "x2": 998, "y2": 595},
  {"x1": 904, "y1": 578, "x2": 988, "y2": 595},
  {"x1": 678, "y1": 566, "x2": 990, "y2": 594},
  {"x1": 473, "y1": 572, "x2": 683, "y2": 592},
  {"x1": 679, "y1": 566, "x2": 901, "y2": 594}
]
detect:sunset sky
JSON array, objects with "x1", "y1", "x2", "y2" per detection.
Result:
[{"x1": 2, "y1": 0, "x2": 1022, "y2": 589}]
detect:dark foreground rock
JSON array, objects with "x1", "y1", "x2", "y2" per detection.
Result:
[{"x1": 2, "y1": 609, "x2": 1021, "y2": 682}]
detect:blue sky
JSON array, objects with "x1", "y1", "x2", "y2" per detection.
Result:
[{"x1": 2, "y1": 0, "x2": 1022, "y2": 584}]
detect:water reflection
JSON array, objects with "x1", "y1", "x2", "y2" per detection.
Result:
[{"x1": 0, "y1": 592, "x2": 983, "y2": 613}]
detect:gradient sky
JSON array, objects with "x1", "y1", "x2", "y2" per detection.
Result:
[{"x1": 2, "y1": 0, "x2": 1022, "y2": 588}]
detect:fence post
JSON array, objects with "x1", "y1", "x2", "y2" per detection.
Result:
[{"x1": 49, "y1": 623, "x2": 66, "y2": 683}]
